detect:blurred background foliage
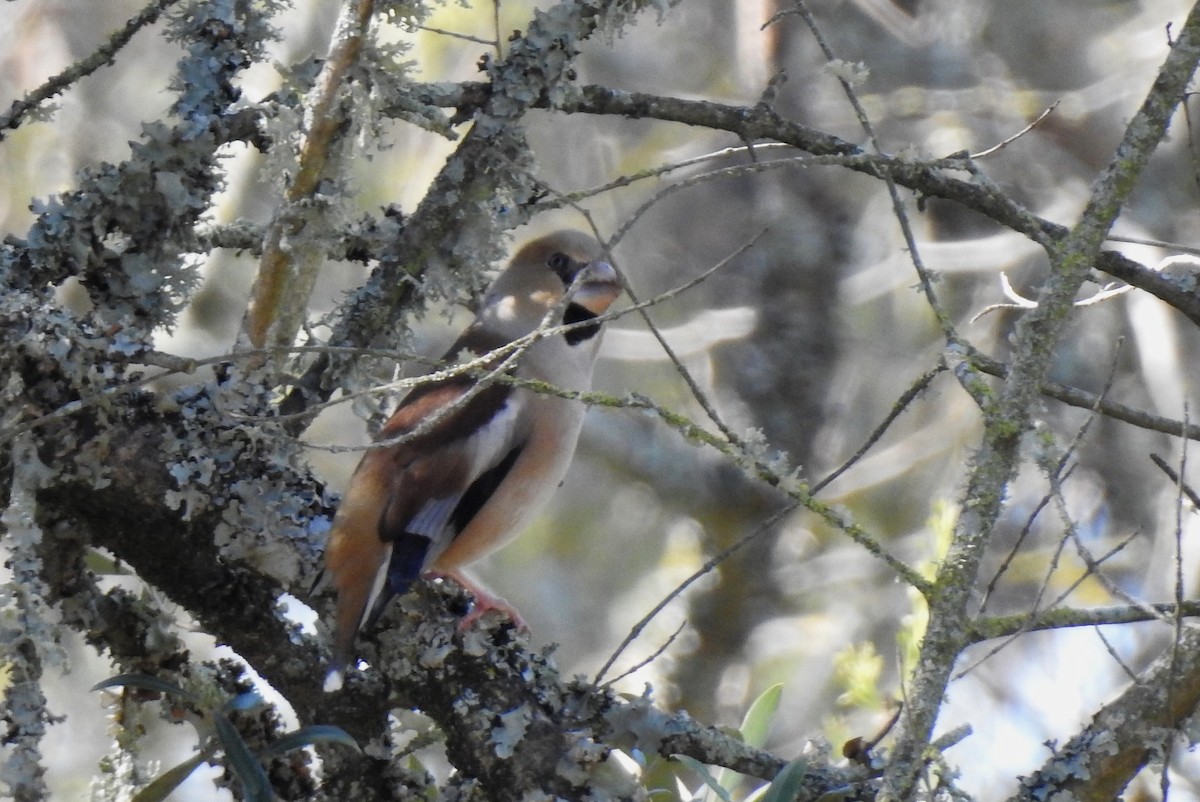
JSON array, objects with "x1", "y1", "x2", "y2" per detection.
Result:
[{"x1": 3, "y1": 0, "x2": 1200, "y2": 799}]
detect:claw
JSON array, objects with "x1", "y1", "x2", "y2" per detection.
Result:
[{"x1": 431, "y1": 570, "x2": 528, "y2": 632}]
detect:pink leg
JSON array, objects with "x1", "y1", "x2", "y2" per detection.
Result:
[{"x1": 428, "y1": 570, "x2": 528, "y2": 632}]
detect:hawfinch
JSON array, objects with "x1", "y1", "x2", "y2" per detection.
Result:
[{"x1": 322, "y1": 230, "x2": 622, "y2": 691}]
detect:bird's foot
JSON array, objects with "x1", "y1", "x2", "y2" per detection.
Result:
[{"x1": 429, "y1": 570, "x2": 528, "y2": 632}]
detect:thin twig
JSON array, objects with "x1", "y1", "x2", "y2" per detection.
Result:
[
  {"x1": 811, "y1": 364, "x2": 946, "y2": 496},
  {"x1": 1173, "y1": 18, "x2": 1200, "y2": 212},
  {"x1": 553, "y1": 142, "x2": 797, "y2": 206},
  {"x1": 0, "y1": 0, "x2": 185, "y2": 136},
  {"x1": 789, "y1": 0, "x2": 957, "y2": 344},
  {"x1": 1162, "y1": 404, "x2": 1190, "y2": 794},
  {"x1": 1066, "y1": 529, "x2": 1162, "y2": 621},
  {"x1": 975, "y1": 468, "x2": 1072, "y2": 615},
  {"x1": 592, "y1": 504, "x2": 798, "y2": 686},
  {"x1": 1092, "y1": 625, "x2": 1139, "y2": 681},
  {"x1": 1105, "y1": 233, "x2": 1200, "y2": 257},
  {"x1": 1151, "y1": 452, "x2": 1200, "y2": 509},
  {"x1": 605, "y1": 154, "x2": 859, "y2": 250},
  {"x1": 956, "y1": 528, "x2": 1142, "y2": 680},
  {"x1": 600, "y1": 621, "x2": 688, "y2": 688},
  {"x1": 415, "y1": 25, "x2": 497, "y2": 47},
  {"x1": 968, "y1": 101, "x2": 1060, "y2": 159},
  {"x1": 598, "y1": 219, "x2": 766, "y2": 451}
]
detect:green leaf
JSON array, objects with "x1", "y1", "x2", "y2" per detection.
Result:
[
  {"x1": 638, "y1": 753, "x2": 680, "y2": 797},
  {"x1": 261, "y1": 725, "x2": 361, "y2": 757},
  {"x1": 674, "y1": 755, "x2": 734, "y2": 802},
  {"x1": 833, "y1": 643, "x2": 883, "y2": 710},
  {"x1": 759, "y1": 758, "x2": 809, "y2": 802},
  {"x1": 739, "y1": 684, "x2": 783, "y2": 748},
  {"x1": 130, "y1": 753, "x2": 207, "y2": 802},
  {"x1": 91, "y1": 673, "x2": 202, "y2": 705},
  {"x1": 214, "y1": 714, "x2": 272, "y2": 802},
  {"x1": 714, "y1": 684, "x2": 784, "y2": 797}
]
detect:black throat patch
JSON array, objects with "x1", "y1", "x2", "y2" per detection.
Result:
[{"x1": 563, "y1": 302, "x2": 601, "y2": 345}]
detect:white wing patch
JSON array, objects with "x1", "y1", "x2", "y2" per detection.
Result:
[
  {"x1": 406, "y1": 496, "x2": 461, "y2": 538},
  {"x1": 493, "y1": 296, "x2": 518, "y2": 323},
  {"x1": 361, "y1": 543, "x2": 392, "y2": 632},
  {"x1": 465, "y1": 397, "x2": 522, "y2": 481},
  {"x1": 404, "y1": 397, "x2": 522, "y2": 544}
]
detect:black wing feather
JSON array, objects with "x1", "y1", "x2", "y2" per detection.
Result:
[
  {"x1": 363, "y1": 442, "x2": 526, "y2": 631},
  {"x1": 449, "y1": 444, "x2": 525, "y2": 533}
]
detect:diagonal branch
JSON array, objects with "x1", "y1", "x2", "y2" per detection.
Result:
[
  {"x1": 1007, "y1": 627, "x2": 1200, "y2": 802},
  {"x1": 391, "y1": 80, "x2": 1200, "y2": 328},
  {"x1": 279, "y1": 0, "x2": 679, "y2": 426},
  {"x1": 0, "y1": 0, "x2": 185, "y2": 137},
  {"x1": 883, "y1": 5, "x2": 1200, "y2": 798},
  {"x1": 243, "y1": 0, "x2": 376, "y2": 353}
]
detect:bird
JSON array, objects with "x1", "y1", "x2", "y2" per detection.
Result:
[{"x1": 321, "y1": 230, "x2": 622, "y2": 691}]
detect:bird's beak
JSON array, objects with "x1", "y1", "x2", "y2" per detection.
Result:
[{"x1": 569, "y1": 260, "x2": 622, "y2": 317}]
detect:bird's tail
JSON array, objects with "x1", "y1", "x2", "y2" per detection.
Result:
[{"x1": 324, "y1": 535, "x2": 428, "y2": 692}]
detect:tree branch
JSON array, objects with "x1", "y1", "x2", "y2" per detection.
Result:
[
  {"x1": 390, "y1": 80, "x2": 1200, "y2": 329},
  {"x1": 0, "y1": 0, "x2": 186, "y2": 137},
  {"x1": 30, "y1": 388, "x2": 866, "y2": 800},
  {"x1": 243, "y1": 0, "x2": 376, "y2": 354},
  {"x1": 884, "y1": 5, "x2": 1200, "y2": 797},
  {"x1": 1008, "y1": 627, "x2": 1200, "y2": 801}
]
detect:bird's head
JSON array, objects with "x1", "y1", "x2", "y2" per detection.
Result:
[{"x1": 486, "y1": 230, "x2": 623, "y2": 339}]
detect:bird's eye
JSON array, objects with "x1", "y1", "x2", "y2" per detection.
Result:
[{"x1": 547, "y1": 252, "x2": 573, "y2": 281}]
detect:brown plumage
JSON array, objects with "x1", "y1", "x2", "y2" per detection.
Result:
[{"x1": 322, "y1": 231, "x2": 622, "y2": 690}]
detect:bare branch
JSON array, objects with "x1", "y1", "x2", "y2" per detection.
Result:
[
  {"x1": 972, "y1": 600, "x2": 1200, "y2": 642},
  {"x1": 969, "y1": 101, "x2": 1061, "y2": 159},
  {"x1": 788, "y1": 0, "x2": 957, "y2": 344},
  {"x1": 812, "y1": 364, "x2": 946, "y2": 496}
]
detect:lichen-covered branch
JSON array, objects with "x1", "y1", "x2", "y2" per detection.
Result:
[
  {"x1": 7, "y1": 0, "x2": 1200, "y2": 798},
  {"x1": 280, "y1": 0, "x2": 683, "y2": 423},
  {"x1": 1, "y1": 4, "x2": 276, "y2": 798},
  {"x1": 1009, "y1": 627, "x2": 1200, "y2": 801},
  {"x1": 0, "y1": 0, "x2": 270, "y2": 336},
  {"x1": 970, "y1": 600, "x2": 1200, "y2": 642},
  {"x1": 29, "y1": 391, "x2": 854, "y2": 800},
  {"x1": 242, "y1": 0, "x2": 376, "y2": 353},
  {"x1": 881, "y1": 5, "x2": 1200, "y2": 799},
  {"x1": 4, "y1": 1, "x2": 862, "y2": 796},
  {"x1": 1, "y1": 438, "x2": 58, "y2": 802},
  {"x1": 0, "y1": 0, "x2": 186, "y2": 137}
]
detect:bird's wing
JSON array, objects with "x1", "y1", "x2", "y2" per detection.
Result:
[
  {"x1": 360, "y1": 344, "x2": 532, "y2": 626},
  {"x1": 374, "y1": 324, "x2": 526, "y2": 539}
]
